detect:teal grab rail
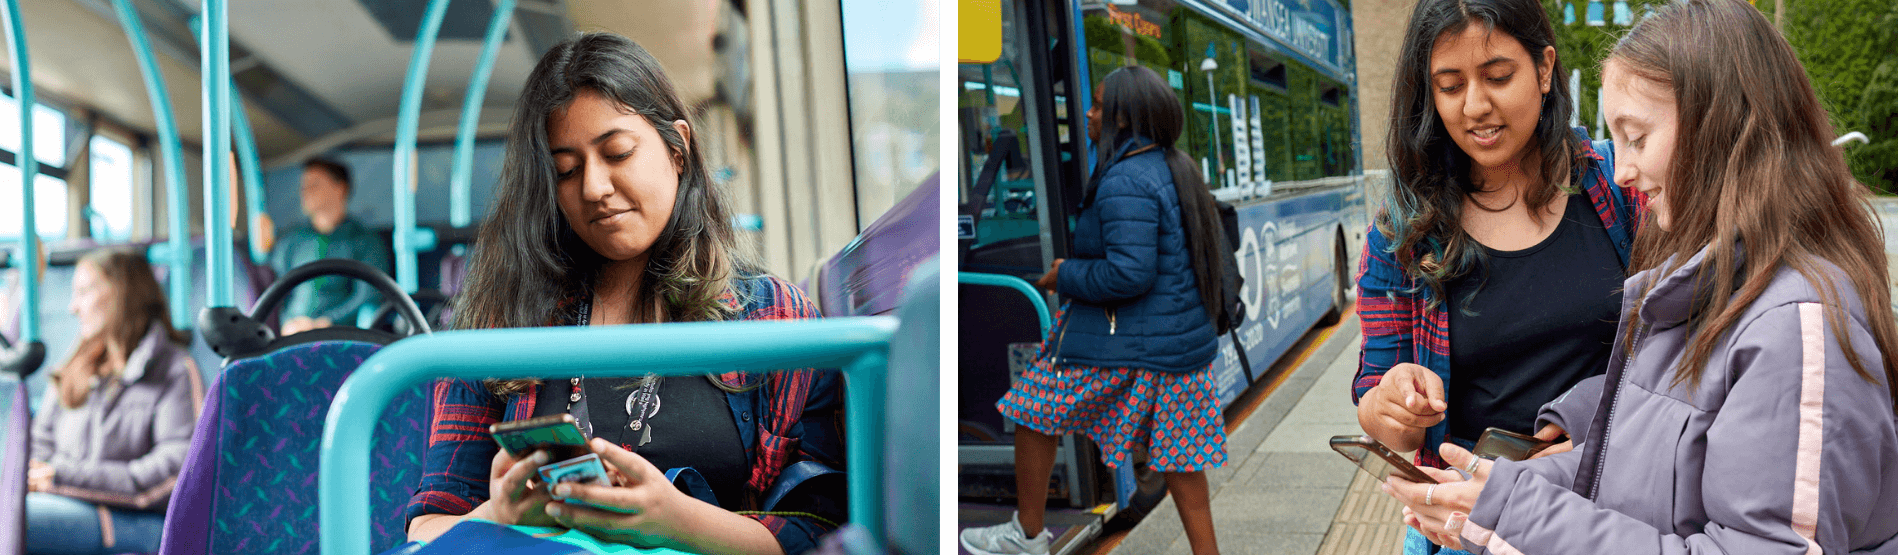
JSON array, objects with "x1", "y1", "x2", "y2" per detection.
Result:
[
  {"x1": 958, "y1": 272, "x2": 1051, "y2": 334},
  {"x1": 229, "y1": 79, "x2": 269, "y2": 265},
  {"x1": 450, "y1": 0, "x2": 516, "y2": 229},
  {"x1": 392, "y1": 0, "x2": 453, "y2": 293},
  {"x1": 1, "y1": 0, "x2": 37, "y2": 342},
  {"x1": 318, "y1": 317, "x2": 896, "y2": 554},
  {"x1": 199, "y1": 0, "x2": 233, "y2": 309},
  {"x1": 109, "y1": 0, "x2": 192, "y2": 329}
]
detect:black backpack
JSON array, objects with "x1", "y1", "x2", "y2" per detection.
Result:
[{"x1": 1212, "y1": 200, "x2": 1246, "y2": 336}]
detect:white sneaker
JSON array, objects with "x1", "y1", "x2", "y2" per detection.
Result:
[{"x1": 959, "y1": 512, "x2": 1052, "y2": 555}]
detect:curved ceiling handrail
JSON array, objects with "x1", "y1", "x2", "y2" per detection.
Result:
[
  {"x1": 392, "y1": 0, "x2": 455, "y2": 293},
  {"x1": 109, "y1": 0, "x2": 193, "y2": 328},
  {"x1": 2, "y1": 0, "x2": 40, "y2": 343},
  {"x1": 451, "y1": 0, "x2": 517, "y2": 230},
  {"x1": 230, "y1": 80, "x2": 269, "y2": 265}
]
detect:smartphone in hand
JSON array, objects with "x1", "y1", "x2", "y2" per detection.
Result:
[
  {"x1": 1472, "y1": 427, "x2": 1556, "y2": 462},
  {"x1": 1330, "y1": 435, "x2": 1438, "y2": 484},
  {"x1": 490, "y1": 414, "x2": 592, "y2": 462}
]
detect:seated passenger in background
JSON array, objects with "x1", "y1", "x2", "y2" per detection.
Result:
[
  {"x1": 403, "y1": 32, "x2": 844, "y2": 555},
  {"x1": 28, "y1": 249, "x2": 202, "y2": 555},
  {"x1": 269, "y1": 157, "x2": 392, "y2": 335}
]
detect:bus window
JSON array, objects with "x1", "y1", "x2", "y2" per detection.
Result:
[
  {"x1": 1083, "y1": 1, "x2": 1251, "y2": 192},
  {"x1": 0, "y1": 96, "x2": 67, "y2": 168},
  {"x1": 958, "y1": 0, "x2": 1053, "y2": 276},
  {"x1": 840, "y1": 0, "x2": 940, "y2": 226},
  {"x1": 88, "y1": 135, "x2": 136, "y2": 243},
  {"x1": 0, "y1": 96, "x2": 70, "y2": 241}
]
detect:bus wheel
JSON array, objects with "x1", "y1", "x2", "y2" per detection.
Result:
[{"x1": 1316, "y1": 232, "x2": 1346, "y2": 326}]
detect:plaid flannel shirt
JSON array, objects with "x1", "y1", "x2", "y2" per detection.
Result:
[
  {"x1": 405, "y1": 275, "x2": 846, "y2": 554},
  {"x1": 1352, "y1": 131, "x2": 1644, "y2": 469}
]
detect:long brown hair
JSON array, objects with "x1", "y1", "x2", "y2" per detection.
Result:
[
  {"x1": 456, "y1": 33, "x2": 751, "y2": 396},
  {"x1": 54, "y1": 249, "x2": 187, "y2": 408},
  {"x1": 1090, "y1": 65, "x2": 1230, "y2": 331},
  {"x1": 1610, "y1": 0, "x2": 1898, "y2": 403},
  {"x1": 1380, "y1": 0, "x2": 1576, "y2": 305}
]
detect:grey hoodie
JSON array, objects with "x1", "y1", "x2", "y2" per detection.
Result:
[
  {"x1": 1461, "y1": 246, "x2": 1898, "y2": 554},
  {"x1": 31, "y1": 324, "x2": 202, "y2": 510}
]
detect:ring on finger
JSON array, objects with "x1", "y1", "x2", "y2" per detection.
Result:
[
  {"x1": 1465, "y1": 456, "x2": 1482, "y2": 475},
  {"x1": 1424, "y1": 484, "x2": 1437, "y2": 506}
]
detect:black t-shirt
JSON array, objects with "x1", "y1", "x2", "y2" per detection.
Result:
[
  {"x1": 1446, "y1": 193, "x2": 1622, "y2": 443},
  {"x1": 533, "y1": 376, "x2": 751, "y2": 508}
]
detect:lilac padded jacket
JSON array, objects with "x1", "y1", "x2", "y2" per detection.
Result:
[
  {"x1": 30, "y1": 324, "x2": 202, "y2": 510},
  {"x1": 1461, "y1": 246, "x2": 1898, "y2": 554}
]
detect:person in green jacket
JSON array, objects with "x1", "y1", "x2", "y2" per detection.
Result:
[{"x1": 268, "y1": 157, "x2": 391, "y2": 334}]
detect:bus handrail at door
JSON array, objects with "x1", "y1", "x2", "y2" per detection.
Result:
[
  {"x1": 958, "y1": 271, "x2": 1050, "y2": 334},
  {"x1": 318, "y1": 317, "x2": 898, "y2": 555}
]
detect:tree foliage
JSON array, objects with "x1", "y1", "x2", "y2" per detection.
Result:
[{"x1": 1544, "y1": 0, "x2": 1898, "y2": 192}]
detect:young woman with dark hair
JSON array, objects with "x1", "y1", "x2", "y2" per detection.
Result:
[
  {"x1": 1353, "y1": 0, "x2": 1644, "y2": 552},
  {"x1": 1385, "y1": 2, "x2": 1898, "y2": 553},
  {"x1": 403, "y1": 33, "x2": 843, "y2": 555},
  {"x1": 28, "y1": 249, "x2": 201, "y2": 555},
  {"x1": 960, "y1": 65, "x2": 1231, "y2": 555}
]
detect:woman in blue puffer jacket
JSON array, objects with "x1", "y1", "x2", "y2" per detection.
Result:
[{"x1": 959, "y1": 65, "x2": 1233, "y2": 555}]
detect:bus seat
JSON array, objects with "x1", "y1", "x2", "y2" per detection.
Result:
[
  {"x1": 0, "y1": 379, "x2": 29, "y2": 555},
  {"x1": 436, "y1": 251, "x2": 466, "y2": 298},
  {"x1": 162, "y1": 259, "x2": 432, "y2": 555},
  {"x1": 805, "y1": 174, "x2": 938, "y2": 318},
  {"x1": 884, "y1": 259, "x2": 939, "y2": 554},
  {"x1": 159, "y1": 340, "x2": 430, "y2": 555},
  {"x1": 15, "y1": 263, "x2": 81, "y2": 412}
]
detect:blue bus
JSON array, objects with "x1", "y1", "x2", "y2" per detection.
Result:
[{"x1": 958, "y1": 0, "x2": 1367, "y2": 549}]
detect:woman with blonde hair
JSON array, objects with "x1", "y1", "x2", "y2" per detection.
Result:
[{"x1": 27, "y1": 249, "x2": 201, "y2": 555}]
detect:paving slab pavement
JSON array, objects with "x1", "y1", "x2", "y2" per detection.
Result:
[{"x1": 1108, "y1": 316, "x2": 1406, "y2": 555}]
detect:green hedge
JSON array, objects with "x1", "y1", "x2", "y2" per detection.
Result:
[{"x1": 1546, "y1": 0, "x2": 1898, "y2": 192}]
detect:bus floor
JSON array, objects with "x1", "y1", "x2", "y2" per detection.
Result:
[{"x1": 1082, "y1": 310, "x2": 1406, "y2": 555}]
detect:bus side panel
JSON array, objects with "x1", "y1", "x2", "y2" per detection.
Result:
[{"x1": 1211, "y1": 187, "x2": 1352, "y2": 405}]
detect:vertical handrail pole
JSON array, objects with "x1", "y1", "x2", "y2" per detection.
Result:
[
  {"x1": 230, "y1": 81, "x2": 268, "y2": 265},
  {"x1": 110, "y1": 0, "x2": 192, "y2": 329},
  {"x1": 200, "y1": 0, "x2": 232, "y2": 308},
  {"x1": 393, "y1": 0, "x2": 454, "y2": 293},
  {"x1": 1, "y1": 0, "x2": 38, "y2": 342},
  {"x1": 450, "y1": 0, "x2": 515, "y2": 229},
  {"x1": 843, "y1": 349, "x2": 889, "y2": 542}
]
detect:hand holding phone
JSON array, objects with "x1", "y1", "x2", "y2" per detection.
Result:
[
  {"x1": 1472, "y1": 427, "x2": 1558, "y2": 461},
  {"x1": 1330, "y1": 435, "x2": 1437, "y2": 484},
  {"x1": 491, "y1": 414, "x2": 613, "y2": 507},
  {"x1": 491, "y1": 414, "x2": 592, "y2": 462}
]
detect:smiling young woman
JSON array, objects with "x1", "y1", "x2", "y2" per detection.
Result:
[
  {"x1": 1352, "y1": 0, "x2": 1645, "y2": 553},
  {"x1": 1382, "y1": 2, "x2": 1898, "y2": 553},
  {"x1": 404, "y1": 33, "x2": 847, "y2": 555}
]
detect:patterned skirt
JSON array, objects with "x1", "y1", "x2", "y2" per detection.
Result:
[{"x1": 996, "y1": 308, "x2": 1227, "y2": 472}]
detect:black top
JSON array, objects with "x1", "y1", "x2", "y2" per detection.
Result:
[
  {"x1": 533, "y1": 375, "x2": 750, "y2": 508},
  {"x1": 1446, "y1": 193, "x2": 1622, "y2": 443}
]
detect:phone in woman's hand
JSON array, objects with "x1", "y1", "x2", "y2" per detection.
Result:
[
  {"x1": 1472, "y1": 427, "x2": 1556, "y2": 461},
  {"x1": 1330, "y1": 435, "x2": 1438, "y2": 484},
  {"x1": 490, "y1": 414, "x2": 591, "y2": 462}
]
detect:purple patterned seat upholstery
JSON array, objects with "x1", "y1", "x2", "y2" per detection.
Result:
[
  {"x1": 1, "y1": 381, "x2": 29, "y2": 554},
  {"x1": 160, "y1": 341, "x2": 431, "y2": 555}
]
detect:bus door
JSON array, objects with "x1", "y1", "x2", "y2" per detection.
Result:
[{"x1": 957, "y1": 0, "x2": 1106, "y2": 510}]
